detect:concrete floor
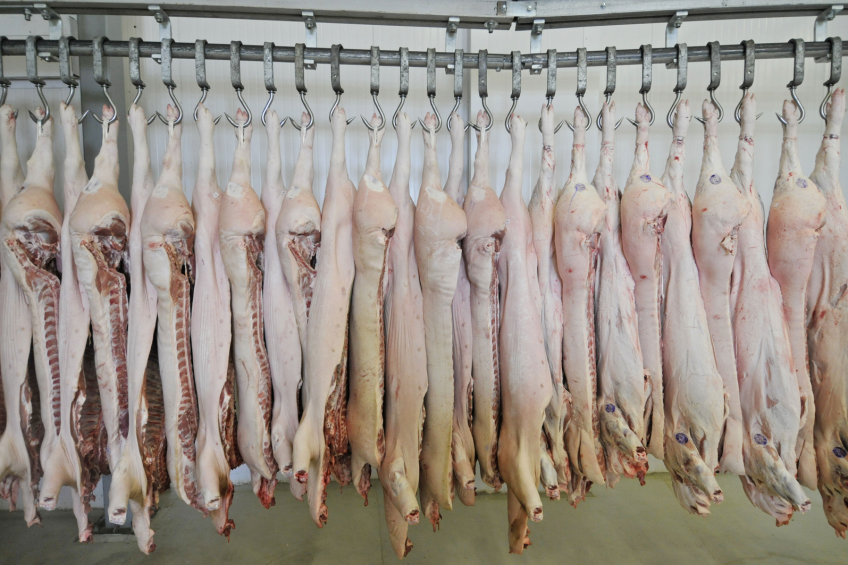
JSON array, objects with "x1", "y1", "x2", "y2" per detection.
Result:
[{"x1": 1, "y1": 473, "x2": 845, "y2": 564}]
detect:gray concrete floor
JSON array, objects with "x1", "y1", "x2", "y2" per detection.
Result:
[{"x1": 1, "y1": 473, "x2": 845, "y2": 564}]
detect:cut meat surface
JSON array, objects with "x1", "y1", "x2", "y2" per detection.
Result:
[
  {"x1": 692, "y1": 100, "x2": 751, "y2": 477},
  {"x1": 593, "y1": 101, "x2": 649, "y2": 487},
  {"x1": 767, "y1": 100, "x2": 825, "y2": 493},
  {"x1": 348, "y1": 115, "x2": 397, "y2": 502},
  {"x1": 378, "y1": 110, "x2": 428, "y2": 558},
  {"x1": 732, "y1": 93, "x2": 811, "y2": 525},
  {"x1": 415, "y1": 113, "x2": 466, "y2": 530},
  {"x1": 806, "y1": 88, "x2": 848, "y2": 537},
  {"x1": 219, "y1": 110, "x2": 277, "y2": 508},
  {"x1": 463, "y1": 110, "x2": 506, "y2": 491},
  {"x1": 660, "y1": 100, "x2": 727, "y2": 515},
  {"x1": 497, "y1": 113, "x2": 552, "y2": 554},
  {"x1": 555, "y1": 106, "x2": 606, "y2": 505},
  {"x1": 291, "y1": 107, "x2": 356, "y2": 527}
]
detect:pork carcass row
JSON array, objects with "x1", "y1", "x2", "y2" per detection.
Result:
[
  {"x1": 415, "y1": 113, "x2": 467, "y2": 529},
  {"x1": 107, "y1": 104, "x2": 170, "y2": 554},
  {"x1": 141, "y1": 106, "x2": 203, "y2": 510},
  {"x1": 379, "y1": 110, "x2": 428, "y2": 558},
  {"x1": 463, "y1": 110, "x2": 506, "y2": 490},
  {"x1": 593, "y1": 101, "x2": 649, "y2": 487},
  {"x1": 732, "y1": 93, "x2": 811, "y2": 525},
  {"x1": 275, "y1": 113, "x2": 320, "y2": 497},
  {"x1": 444, "y1": 112, "x2": 476, "y2": 506},
  {"x1": 0, "y1": 106, "x2": 50, "y2": 527},
  {"x1": 498, "y1": 113, "x2": 552, "y2": 554},
  {"x1": 529, "y1": 103, "x2": 571, "y2": 500},
  {"x1": 69, "y1": 109, "x2": 130, "y2": 475},
  {"x1": 291, "y1": 107, "x2": 355, "y2": 527},
  {"x1": 807, "y1": 88, "x2": 848, "y2": 536},
  {"x1": 767, "y1": 100, "x2": 825, "y2": 492},
  {"x1": 219, "y1": 110, "x2": 277, "y2": 508},
  {"x1": 39, "y1": 103, "x2": 109, "y2": 543},
  {"x1": 660, "y1": 100, "x2": 727, "y2": 515},
  {"x1": 555, "y1": 106, "x2": 606, "y2": 504},
  {"x1": 192, "y1": 103, "x2": 239, "y2": 536},
  {"x1": 620, "y1": 103, "x2": 669, "y2": 463},
  {"x1": 691, "y1": 101, "x2": 751, "y2": 476},
  {"x1": 348, "y1": 116, "x2": 397, "y2": 502}
]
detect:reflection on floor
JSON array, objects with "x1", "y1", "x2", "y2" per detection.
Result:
[{"x1": 1, "y1": 473, "x2": 844, "y2": 564}]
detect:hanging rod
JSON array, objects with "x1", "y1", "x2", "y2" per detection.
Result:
[{"x1": 0, "y1": 38, "x2": 844, "y2": 69}]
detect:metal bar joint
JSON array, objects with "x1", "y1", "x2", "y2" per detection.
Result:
[
  {"x1": 303, "y1": 10, "x2": 317, "y2": 69},
  {"x1": 530, "y1": 18, "x2": 544, "y2": 74},
  {"x1": 446, "y1": 16, "x2": 459, "y2": 74}
]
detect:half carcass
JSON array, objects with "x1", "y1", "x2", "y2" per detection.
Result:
[
  {"x1": 219, "y1": 111, "x2": 277, "y2": 508},
  {"x1": 444, "y1": 112, "x2": 476, "y2": 507},
  {"x1": 529, "y1": 103, "x2": 570, "y2": 500},
  {"x1": 767, "y1": 100, "x2": 825, "y2": 491},
  {"x1": 39, "y1": 103, "x2": 109, "y2": 543},
  {"x1": 192, "y1": 103, "x2": 239, "y2": 536},
  {"x1": 691, "y1": 100, "x2": 750, "y2": 476},
  {"x1": 660, "y1": 100, "x2": 727, "y2": 515},
  {"x1": 555, "y1": 106, "x2": 606, "y2": 504},
  {"x1": 415, "y1": 113, "x2": 467, "y2": 529},
  {"x1": 498, "y1": 113, "x2": 552, "y2": 553},
  {"x1": 593, "y1": 101, "x2": 649, "y2": 487},
  {"x1": 620, "y1": 103, "x2": 669, "y2": 462},
  {"x1": 378, "y1": 111, "x2": 428, "y2": 558},
  {"x1": 291, "y1": 107, "x2": 356, "y2": 527},
  {"x1": 348, "y1": 116, "x2": 397, "y2": 502},
  {"x1": 807, "y1": 88, "x2": 848, "y2": 536},
  {"x1": 463, "y1": 110, "x2": 506, "y2": 491},
  {"x1": 732, "y1": 93, "x2": 811, "y2": 525}
]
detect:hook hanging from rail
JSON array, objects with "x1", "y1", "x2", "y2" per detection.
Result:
[
  {"x1": 26, "y1": 36, "x2": 50, "y2": 126},
  {"x1": 597, "y1": 46, "x2": 623, "y2": 130},
  {"x1": 260, "y1": 42, "x2": 287, "y2": 127},
  {"x1": 820, "y1": 36, "x2": 842, "y2": 122},
  {"x1": 776, "y1": 38, "x2": 806, "y2": 125},
  {"x1": 695, "y1": 41, "x2": 723, "y2": 124},
  {"x1": 419, "y1": 48, "x2": 442, "y2": 133},
  {"x1": 0, "y1": 37, "x2": 13, "y2": 116},
  {"x1": 90, "y1": 36, "x2": 119, "y2": 130},
  {"x1": 446, "y1": 49, "x2": 465, "y2": 132},
  {"x1": 627, "y1": 45, "x2": 655, "y2": 127},
  {"x1": 361, "y1": 46, "x2": 386, "y2": 131},
  {"x1": 224, "y1": 41, "x2": 252, "y2": 128},
  {"x1": 194, "y1": 40, "x2": 221, "y2": 124},
  {"x1": 328, "y1": 44, "x2": 355, "y2": 126},
  {"x1": 565, "y1": 47, "x2": 592, "y2": 132},
  {"x1": 155, "y1": 38, "x2": 183, "y2": 126},
  {"x1": 666, "y1": 43, "x2": 687, "y2": 128},
  {"x1": 59, "y1": 36, "x2": 90, "y2": 123},
  {"x1": 128, "y1": 38, "x2": 155, "y2": 124},
  {"x1": 469, "y1": 49, "x2": 493, "y2": 132},
  {"x1": 538, "y1": 49, "x2": 566, "y2": 133},
  {"x1": 291, "y1": 43, "x2": 314, "y2": 131},
  {"x1": 505, "y1": 51, "x2": 522, "y2": 132}
]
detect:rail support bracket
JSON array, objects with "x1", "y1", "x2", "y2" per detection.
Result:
[
  {"x1": 446, "y1": 16, "x2": 459, "y2": 74},
  {"x1": 530, "y1": 18, "x2": 544, "y2": 74},
  {"x1": 815, "y1": 5, "x2": 843, "y2": 61},
  {"x1": 665, "y1": 11, "x2": 688, "y2": 68},
  {"x1": 149, "y1": 5, "x2": 171, "y2": 63},
  {"x1": 303, "y1": 11, "x2": 317, "y2": 69}
]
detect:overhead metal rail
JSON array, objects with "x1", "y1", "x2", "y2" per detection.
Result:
[{"x1": 1, "y1": 38, "x2": 845, "y2": 70}]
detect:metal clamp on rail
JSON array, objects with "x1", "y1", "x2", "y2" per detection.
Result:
[
  {"x1": 419, "y1": 48, "x2": 441, "y2": 133},
  {"x1": 469, "y1": 49, "x2": 492, "y2": 132},
  {"x1": 696, "y1": 41, "x2": 723, "y2": 124},
  {"x1": 361, "y1": 46, "x2": 386, "y2": 131},
  {"x1": 291, "y1": 43, "x2": 314, "y2": 131},
  {"x1": 26, "y1": 36, "x2": 50, "y2": 125},
  {"x1": 446, "y1": 49, "x2": 465, "y2": 131},
  {"x1": 224, "y1": 41, "x2": 251, "y2": 128},
  {"x1": 194, "y1": 40, "x2": 221, "y2": 124},
  {"x1": 59, "y1": 35, "x2": 86, "y2": 118},
  {"x1": 329, "y1": 44, "x2": 354, "y2": 125},
  {"x1": 627, "y1": 44, "x2": 654, "y2": 126},
  {"x1": 820, "y1": 37, "x2": 842, "y2": 122},
  {"x1": 505, "y1": 50, "x2": 521, "y2": 132},
  {"x1": 597, "y1": 47, "x2": 622, "y2": 130},
  {"x1": 128, "y1": 37, "x2": 156, "y2": 124},
  {"x1": 260, "y1": 42, "x2": 287, "y2": 127},
  {"x1": 565, "y1": 47, "x2": 591, "y2": 131},
  {"x1": 155, "y1": 38, "x2": 182, "y2": 125},
  {"x1": 667, "y1": 43, "x2": 687, "y2": 128},
  {"x1": 777, "y1": 38, "x2": 806, "y2": 124},
  {"x1": 734, "y1": 40, "x2": 763, "y2": 124},
  {"x1": 540, "y1": 49, "x2": 566, "y2": 133}
]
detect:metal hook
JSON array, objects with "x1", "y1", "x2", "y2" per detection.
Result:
[
  {"x1": 0, "y1": 36, "x2": 16, "y2": 118},
  {"x1": 505, "y1": 51, "x2": 522, "y2": 133},
  {"x1": 446, "y1": 49, "x2": 465, "y2": 132},
  {"x1": 127, "y1": 37, "x2": 154, "y2": 124},
  {"x1": 626, "y1": 45, "x2": 655, "y2": 127},
  {"x1": 327, "y1": 44, "x2": 354, "y2": 125},
  {"x1": 194, "y1": 40, "x2": 221, "y2": 124},
  {"x1": 259, "y1": 42, "x2": 287, "y2": 128},
  {"x1": 361, "y1": 47, "x2": 386, "y2": 131},
  {"x1": 26, "y1": 36, "x2": 51, "y2": 125},
  {"x1": 155, "y1": 85, "x2": 184, "y2": 125},
  {"x1": 89, "y1": 37, "x2": 119, "y2": 128},
  {"x1": 154, "y1": 39, "x2": 182, "y2": 126},
  {"x1": 820, "y1": 37, "x2": 842, "y2": 122},
  {"x1": 58, "y1": 36, "x2": 90, "y2": 123},
  {"x1": 665, "y1": 44, "x2": 688, "y2": 129},
  {"x1": 735, "y1": 40, "x2": 755, "y2": 124},
  {"x1": 469, "y1": 50, "x2": 493, "y2": 131},
  {"x1": 419, "y1": 48, "x2": 442, "y2": 133},
  {"x1": 291, "y1": 44, "x2": 314, "y2": 131},
  {"x1": 596, "y1": 47, "x2": 622, "y2": 131},
  {"x1": 538, "y1": 50, "x2": 566, "y2": 133},
  {"x1": 695, "y1": 42, "x2": 723, "y2": 124},
  {"x1": 565, "y1": 48, "x2": 592, "y2": 132},
  {"x1": 776, "y1": 39, "x2": 806, "y2": 125},
  {"x1": 223, "y1": 41, "x2": 252, "y2": 128}
]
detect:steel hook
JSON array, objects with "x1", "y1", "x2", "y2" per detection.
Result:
[
  {"x1": 820, "y1": 37, "x2": 842, "y2": 123},
  {"x1": 291, "y1": 91, "x2": 315, "y2": 131},
  {"x1": 445, "y1": 97, "x2": 466, "y2": 132},
  {"x1": 565, "y1": 95, "x2": 593, "y2": 131},
  {"x1": 665, "y1": 44, "x2": 687, "y2": 129},
  {"x1": 25, "y1": 36, "x2": 50, "y2": 125},
  {"x1": 596, "y1": 93, "x2": 622, "y2": 131},
  {"x1": 504, "y1": 51, "x2": 522, "y2": 133},
  {"x1": 626, "y1": 45, "x2": 655, "y2": 127},
  {"x1": 329, "y1": 92, "x2": 355, "y2": 125},
  {"x1": 418, "y1": 96, "x2": 442, "y2": 133},
  {"x1": 259, "y1": 91, "x2": 288, "y2": 128},
  {"x1": 597, "y1": 48, "x2": 622, "y2": 131},
  {"x1": 627, "y1": 91, "x2": 656, "y2": 127},
  {"x1": 195, "y1": 88, "x2": 221, "y2": 124},
  {"x1": 469, "y1": 50, "x2": 493, "y2": 131},
  {"x1": 224, "y1": 89, "x2": 252, "y2": 128},
  {"x1": 223, "y1": 41, "x2": 251, "y2": 128},
  {"x1": 393, "y1": 94, "x2": 417, "y2": 130},
  {"x1": 155, "y1": 85, "x2": 184, "y2": 125},
  {"x1": 258, "y1": 43, "x2": 287, "y2": 128},
  {"x1": 88, "y1": 36, "x2": 119, "y2": 129},
  {"x1": 776, "y1": 39, "x2": 806, "y2": 126},
  {"x1": 193, "y1": 40, "x2": 221, "y2": 125},
  {"x1": 694, "y1": 42, "x2": 724, "y2": 125},
  {"x1": 505, "y1": 98, "x2": 518, "y2": 133},
  {"x1": 564, "y1": 48, "x2": 592, "y2": 132},
  {"x1": 289, "y1": 43, "x2": 315, "y2": 131},
  {"x1": 28, "y1": 84, "x2": 51, "y2": 125},
  {"x1": 445, "y1": 49, "x2": 465, "y2": 132},
  {"x1": 360, "y1": 46, "x2": 387, "y2": 131},
  {"x1": 418, "y1": 48, "x2": 442, "y2": 133},
  {"x1": 469, "y1": 97, "x2": 493, "y2": 132},
  {"x1": 361, "y1": 93, "x2": 387, "y2": 131},
  {"x1": 59, "y1": 36, "x2": 90, "y2": 123}
]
